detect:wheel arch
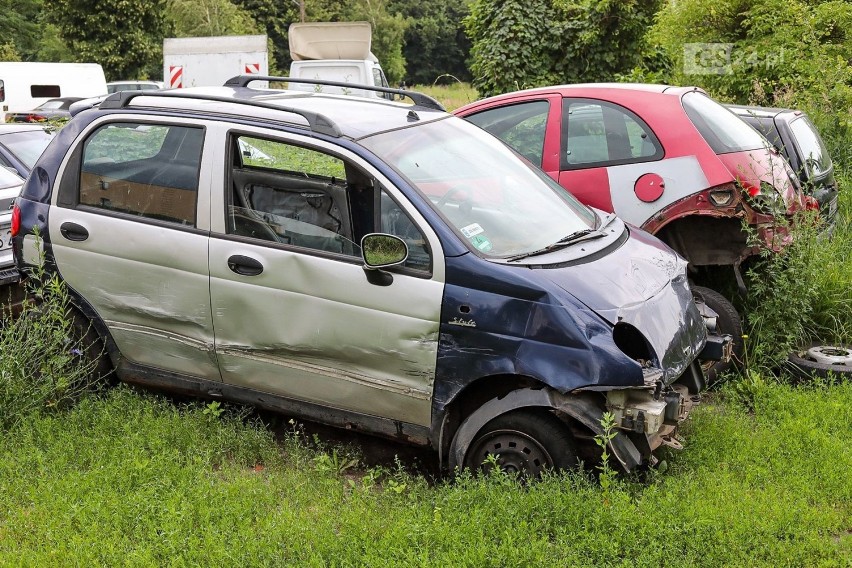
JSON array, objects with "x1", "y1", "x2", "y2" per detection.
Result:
[{"x1": 438, "y1": 383, "x2": 644, "y2": 473}]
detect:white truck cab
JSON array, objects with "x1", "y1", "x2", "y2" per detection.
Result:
[{"x1": 287, "y1": 22, "x2": 394, "y2": 100}]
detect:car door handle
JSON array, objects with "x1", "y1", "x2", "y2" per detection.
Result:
[
  {"x1": 60, "y1": 222, "x2": 89, "y2": 242},
  {"x1": 227, "y1": 254, "x2": 263, "y2": 276}
]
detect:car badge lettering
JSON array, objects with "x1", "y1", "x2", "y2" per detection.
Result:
[{"x1": 449, "y1": 317, "x2": 477, "y2": 327}]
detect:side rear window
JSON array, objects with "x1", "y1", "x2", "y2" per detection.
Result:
[
  {"x1": 465, "y1": 101, "x2": 549, "y2": 166},
  {"x1": 682, "y1": 92, "x2": 767, "y2": 154},
  {"x1": 561, "y1": 99, "x2": 663, "y2": 169},
  {"x1": 78, "y1": 123, "x2": 203, "y2": 226},
  {"x1": 31, "y1": 85, "x2": 61, "y2": 98}
]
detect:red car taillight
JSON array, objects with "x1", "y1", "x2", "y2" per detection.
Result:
[{"x1": 10, "y1": 203, "x2": 20, "y2": 237}]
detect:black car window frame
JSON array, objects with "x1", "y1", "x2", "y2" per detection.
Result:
[{"x1": 560, "y1": 98, "x2": 664, "y2": 171}]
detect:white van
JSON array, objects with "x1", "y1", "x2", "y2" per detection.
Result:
[{"x1": 0, "y1": 62, "x2": 108, "y2": 122}]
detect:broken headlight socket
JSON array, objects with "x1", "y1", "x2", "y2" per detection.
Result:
[{"x1": 708, "y1": 189, "x2": 734, "y2": 207}]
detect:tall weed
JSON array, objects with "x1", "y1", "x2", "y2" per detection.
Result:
[
  {"x1": 744, "y1": 209, "x2": 852, "y2": 372},
  {"x1": 0, "y1": 265, "x2": 98, "y2": 430}
]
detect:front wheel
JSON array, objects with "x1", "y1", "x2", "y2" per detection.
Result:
[
  {"x1": 463, "y1": 410, "x2": 578, "y2": 477},
  {"x1": 692, "y1": 285, "x2": 743, "y2": 384}
]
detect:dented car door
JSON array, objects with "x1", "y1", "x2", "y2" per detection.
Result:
[
  {"x1": 207, "y1": 126, "x2": 445, "y2": 427},
  {"x1": 46, "y1": 118, "x2": 220, "y2": 380}
]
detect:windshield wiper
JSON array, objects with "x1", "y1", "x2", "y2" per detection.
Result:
[{"x1": 505, "y1": 228, "x2": 603, "y2": 262}]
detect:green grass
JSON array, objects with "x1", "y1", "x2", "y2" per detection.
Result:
[
  {"x1": 412, "y1": 81, "x2": 479, "y2": 112},
  {"x1": 0, "y1": 383, "x2": 850, "y2": 566}
]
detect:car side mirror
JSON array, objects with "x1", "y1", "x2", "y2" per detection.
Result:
[{"x1": 361, "y1": 233, "x2": 408, "y2": 269}]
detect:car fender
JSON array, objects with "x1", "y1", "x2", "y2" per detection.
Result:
[{"x1": 446, "y1": 387, "x2": 643, "y2": 472}]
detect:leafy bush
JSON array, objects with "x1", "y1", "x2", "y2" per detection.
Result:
[
  {"x1": 0, "y1": 265, "x2": 100, "y2": 431},
  {"x1": 743, "y1": 210, "x2": 852, "y2": 372},
  {"x1": 464, "y1": 0, "x2": 661, "y2": 97},
  {"x1": 651, "y1": 0, "x2": 852, "y2": 142}
]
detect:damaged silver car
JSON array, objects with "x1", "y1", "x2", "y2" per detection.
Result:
[{"x1": 12, "y1": 77, "x2": 724, "y2": 475}]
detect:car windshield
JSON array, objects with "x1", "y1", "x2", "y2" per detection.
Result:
[
  {"x1": 682, "y1": 92, "x2": 768, "y2": 154},
  {"x1": 789, "y1": 116, "x2": 832, "y2": 178},
  {"x1": 360, "y1": 117, "x2": 598, "y2": 258},
  {"x1": 0, "y1": 129, "x2": 55, "y2": 169}
]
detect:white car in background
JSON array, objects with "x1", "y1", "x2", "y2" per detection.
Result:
[
  {"x1": 0, "y1": 164, "x2": 24, "y2": 283},
  {"x1": 106, "y1": 81, "x2": 163, "y2": 94}
]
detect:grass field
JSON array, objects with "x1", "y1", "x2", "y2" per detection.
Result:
[
  {"x1": 0, "y1": 383, "x2": 850, "y2": 565},
  {"x1": 1, "y1": 84, "x2": 852, "y2": 565}
]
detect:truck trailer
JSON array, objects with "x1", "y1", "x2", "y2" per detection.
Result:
[{"x1": 163, "y1": 35, "x2": 269, "y2": 89}]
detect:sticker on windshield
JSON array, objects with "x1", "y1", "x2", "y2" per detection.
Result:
[
  {"x1": 460, "y1": 223, "x2": 484, "y2": 238},
  {"x1": 470, "y1": 234, "x2": 492, "y2": 253}
]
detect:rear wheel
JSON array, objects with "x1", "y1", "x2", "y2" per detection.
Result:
[
  {"x1": 69, "y1": 312, "x2": 114, "y2": 391},
  {"x1": 692, "y1": 285, "x2": 743, "y2": 383},
  {"x1": 462, "y1": 410, "x2": 578, "y2": 477}
]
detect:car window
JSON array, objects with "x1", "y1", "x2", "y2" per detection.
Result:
[
  {"x1": 0, "y1": 165, "x2": 22, "y2": 189},
  {"x1": 682, "y1": 92, "x2": 767, "y2": 154},
  {"x1": 464, "y1": 101, "x2": 549, "y2": 166},
  {"x1": 227, "y1": 134, "x2": 433, "y2": 272},
  {"x1": 0, "y1": 128, "x2": 54, "y2": 169},
  {"x1": 789, "y1": 116, "x2": 831, "y2": 178},
  {"x1": 38, "y1": 100, "x2": 65, "y2": 110},
  {"x1": 562, "y1": 99, "x2": 662, "y2": 168},
  {"x1": 79, "y1": 123, "x2": 203, "y2": 226}
]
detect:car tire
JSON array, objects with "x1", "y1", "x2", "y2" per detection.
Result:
[
  {"x1": 786, "y1": 343, "x2": 852, "y2": 381},
  {"x1": 462, "y1": 409, "x2": 578, "y2": 477},
  {"x1": 69, "y1": 312, "x2": 115, "y2": 390},
  {"x1": 692, "y1": 285, "x2": 743, "y2": 384}
]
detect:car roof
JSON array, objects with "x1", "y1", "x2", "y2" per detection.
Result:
[
  {"x1": 455, "y1": 83, "x2": 707, "y2": 113},
  {"x1": 0, "y1": 123, "x2": 55, "y2": 134},
  {"x1": 96, "y1": 86, "x2": 450, "y2": 139}
]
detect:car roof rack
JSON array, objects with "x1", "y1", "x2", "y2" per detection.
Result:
[
  {"x1": 223, "y1": 75, "x2": 446, "y2": 112},
  {"x1": 97, "y1": 90, "x2": 342, "y2": 137}
]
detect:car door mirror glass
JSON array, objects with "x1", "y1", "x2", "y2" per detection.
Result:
[{"x1": 361, "y1": 233, "x2": 408, "y2": 268}]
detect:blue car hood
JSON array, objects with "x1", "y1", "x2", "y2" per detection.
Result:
[{"x1": 536, "y1": 225, "x2": 707, "y2": 384}]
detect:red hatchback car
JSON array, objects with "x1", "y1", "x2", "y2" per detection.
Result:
[{"x1": 456, "y1": 84, "x2": 810, "y2": 377}]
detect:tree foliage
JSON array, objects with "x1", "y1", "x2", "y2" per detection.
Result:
[
  {"x1": 464, "y1": 0, "x2": 660, "y2": 96},
  {"x1": 651, "y1": 0, "x2": 852, "y2": 119},
  {"x1": 167, "y1": 0, "x2": 260, "y2": 38},
  {"x1": 230, "y1": 0, "x2": 297, "y2": 73},
  {"x1": 389, "y1": 0, "x2": 472, "y2": 85},
  {"x1": 304, "y1": 0, "x2": 409, "y2": 84},
  {"x1": 0, "y1": 0, "x2": 41, "y2": 60},
  {"x1": 43, "y1": 0, "x2": 172, "y2": 80}
]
